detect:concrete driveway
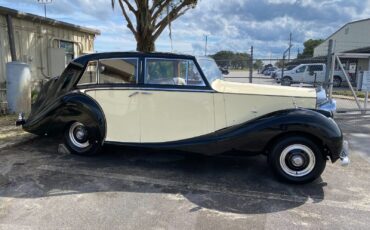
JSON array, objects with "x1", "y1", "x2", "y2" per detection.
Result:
[{"x1": 0, "y1": 115, "x2": 370, "y2": 229}]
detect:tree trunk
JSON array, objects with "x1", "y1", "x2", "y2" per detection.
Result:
[{"x1": 136, "y1": 36, "x2": 155, "y2": 52}]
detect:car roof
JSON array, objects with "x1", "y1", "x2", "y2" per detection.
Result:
[{"x1": 73, "y1": 52, "x2": 196, "y2": 66}]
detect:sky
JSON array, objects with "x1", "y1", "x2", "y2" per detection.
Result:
[{"x1": 0, "y1": 0, "x2": 369, "y2": 58}]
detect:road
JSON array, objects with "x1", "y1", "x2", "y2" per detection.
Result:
[{"x1": 0, "y1": 116, "x2": 370, "y2": 229}]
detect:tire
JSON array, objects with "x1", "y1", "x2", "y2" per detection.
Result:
[
  {"x1": 281, "y1": 77, "x2": 292, "y2": 86},
  {"x1": 333, "y1": 76, "x2": 342, "y2": 87},
  {"x1": 268, "y1": 136, "x2": 326, "y2": 184},
  {"x1": 64, "y1": 121, "x2": 102, "y2": 156}
]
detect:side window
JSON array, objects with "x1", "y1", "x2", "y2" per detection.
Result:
[
  {"x1": 99, "y1": 59, "x2": 138, "y2": 84},
  {"x1": 78, "y1": 61, "x2": 97, "y2": 85},
  {"x1": 308, "y1": 65, "x2": 323, "y2": 72},
  {"x1": 296, "y1": 66, "x2": 306, "y2": 73},
  {"x1": 145, "y1": 59, "x2": 205, "y2": 86}
]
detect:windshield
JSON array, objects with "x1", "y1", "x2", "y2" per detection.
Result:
[{"x1": 196, "y1": 57, "x2": 224, "y2": 84}]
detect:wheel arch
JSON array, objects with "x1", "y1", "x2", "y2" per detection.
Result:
[
  {"x1": 49, "y1": 93, "x2": 107, "y2": 142},
  {"x1": 264, "y1": 131, "x2": 330, "y2": 160}
]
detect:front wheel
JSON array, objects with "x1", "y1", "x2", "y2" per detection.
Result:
[
  {"x1": 269, "y1": 136, "x2": 326, "y2": 184},
  {"x1": 64, "y1": 121, "x2": 102, "y2": 156},
  {"x1": 281, "y1": 77, "x2": 292, "y2": 86}
]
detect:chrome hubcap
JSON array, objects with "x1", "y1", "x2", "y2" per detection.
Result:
[
  {"x1": 69, "y1": 122, "x2": 89, "y2": 148},
  {"x1": 279, "y1": 144, "x2": 316, "y2": 177}
]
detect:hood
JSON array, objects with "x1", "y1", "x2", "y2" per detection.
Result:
[{"x1": 211, "y1": 80, "x2": 316, "y2": 98}]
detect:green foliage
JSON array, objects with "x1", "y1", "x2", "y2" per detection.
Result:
[
  {"x1": 297, "y1": 39, "x2": 324, "y2": 58},
  {"x1": 253, "y1": 59, "x2": 263, "y2": 70},
  {"x1": 210, "y1": 51, "x2": 251, "y2": 69}
]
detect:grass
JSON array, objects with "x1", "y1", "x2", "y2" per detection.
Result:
[{"x1": 332, "y1": 90, "x2": 369, "y2": 99}]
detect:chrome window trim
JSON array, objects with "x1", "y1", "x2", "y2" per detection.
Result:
[
  {"x1": 77, "y1": 60, "x2": 98, "y2": 86},
  {"x1": 98, "y1": 57, "x2": 139, "y2": 84},
  {"x1": 144, "y1": 57, "x2": 208, "y2": 87},
  {"x1": 83, "y1": 87, "x2": 216, "y2": 94}
]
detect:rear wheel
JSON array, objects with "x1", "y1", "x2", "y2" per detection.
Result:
[
  {"x1": 333, "y1": 76, "x2": 342, "y2": 87},
  {"x1": 269, "y1": 136, "x2": 326, "y2": 184},
  {"x1": 281, "y1": 76, "x2": 292, "y2": 86},
  {"x1": 64, "y1": 121, "x2": 102, "y2": 156}
]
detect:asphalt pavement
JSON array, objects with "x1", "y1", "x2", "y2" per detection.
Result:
[{"x1": 0, "y1": 115, "x2": 369, "y2": 229}]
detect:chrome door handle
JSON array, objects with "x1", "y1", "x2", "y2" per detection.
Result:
[
  {"x1": 141, "y1": 92, "x2": 153, "y2": 95},
  {"x1": 128, "y1": 92, "x2": 139, "y2": 97}
]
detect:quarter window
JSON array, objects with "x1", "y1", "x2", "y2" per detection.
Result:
[
  {"x1": 78, "y1": 61, "x2": 97, "y2": 85},
  {"x1": 99, "y1": 58, "x2": 138, "y2": 84},
  {"x1": 145, "y1": 59, "x2": 205, "y2": 86}
]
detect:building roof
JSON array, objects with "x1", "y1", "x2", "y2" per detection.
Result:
[
  {"x1": 0, "y1": 6, "x2": 100, "y2": 35},
  {"x1": 321, "y1": 18, "x2": 370, "y2": 44}
]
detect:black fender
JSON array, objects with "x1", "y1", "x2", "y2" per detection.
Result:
[
  {"x1": 135, "y1": 109, "x2": 342, "y2": 162},
  {"x1": 24, "y1": 92, "x2": 106, "y2": 141}
]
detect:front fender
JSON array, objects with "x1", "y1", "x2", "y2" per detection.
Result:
[
  {"x1": 170, "y1": 109, "x2": 342, "y2": 162},
  {"x1": 229, "y1": 109, "x2": 343, "y2": 162}
]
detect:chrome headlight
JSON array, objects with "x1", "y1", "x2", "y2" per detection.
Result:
[{"x1": 316, "y1": 86, "x2": 337, "y2": 112}]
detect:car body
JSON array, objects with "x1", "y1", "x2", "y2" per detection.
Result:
[
  {"x1": 276, "y1": 63, "x2": 346, "y2": 87},
  {"x1": 18, "y1": 52, "x2": 349, "y2": 183}
]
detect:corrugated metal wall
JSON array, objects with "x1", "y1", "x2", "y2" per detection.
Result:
[{"x1": 0, "y1": 14, "x2": 96, "y2": 83}]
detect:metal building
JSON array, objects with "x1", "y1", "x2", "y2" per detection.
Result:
[
  {"x1": 314, "y1": 18, "x2": 370, "y2": 73},
  {"x1": 0, "y1": 6, "x2": 100, "y2": 84}
]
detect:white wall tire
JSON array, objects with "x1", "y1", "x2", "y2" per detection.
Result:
[
  {"x1": 64, "y1": 121, "x2": 102, "y2": 156},
  {"x1": 269, "y1": 136, "x2": 326, "y2": 184}
]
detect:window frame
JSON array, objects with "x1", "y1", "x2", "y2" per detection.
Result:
[
  {"x1": 77, "y1": 60, "x2": 98, "y2": 86},
  {"x1": 97, "y1": 57, "x2": 139, "y2": 85},
  {"x1": 77, "y1": 58, "x2": 140, "y2": 87},
  {"x1": 143, "y1": 57, "x2": 209, "y2": 89}
]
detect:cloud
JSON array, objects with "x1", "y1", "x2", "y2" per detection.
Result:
[{"x1": 0, "y1": 0, "x2": 369, "y2": 58}]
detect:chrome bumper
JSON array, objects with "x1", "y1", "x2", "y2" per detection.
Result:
[
  {"x1": 340, "y1": 140, "x2": 350, "y2": 166},
  {"x1": 318, "y1": 99, "x2": 337, "y2": 112}
]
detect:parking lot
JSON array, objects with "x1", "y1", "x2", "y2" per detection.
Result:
[{"x1": 0, "y1": 112, "x2": 370, "y2": 229}]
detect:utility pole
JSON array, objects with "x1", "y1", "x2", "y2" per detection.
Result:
[
  {"x1": 324, "y1": 39, "x2": 334, "y2": 91},
  {"x1": 37, "y1": 0, "x2": 53, "y2": 18},
  {"x1": 204, "y1": 35, "x2": 208, "y2": 56},
  {"x1": 288, "y1": 32, "x2": 292, "y2": 61},
  {"x1": 249, "y1": 46, "x2": 253, "y2": 83}
]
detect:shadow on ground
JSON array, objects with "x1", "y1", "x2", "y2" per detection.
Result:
[{"x1": 0, "y1": 137, "x2": 326, "y2": 215}]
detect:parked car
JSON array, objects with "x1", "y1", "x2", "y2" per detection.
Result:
[
  {"x1": 272, "y1": 65, "x2": 297, "y2": 79},
  {"x1": 276, "y1": 63, "x2": 346, "y2": 87},
  {"x1": 17, "y1": 52, "x2": 349, "y2": 184}
]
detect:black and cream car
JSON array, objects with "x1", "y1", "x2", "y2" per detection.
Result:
[{"x1": 18, "y1": 52, "x2": 349, "y2": 183}]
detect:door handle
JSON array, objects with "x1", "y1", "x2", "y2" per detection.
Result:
[
  {"x1": 128, "y1": 92, "x2": 139, "y2": 97},
  {"x1": 141, "y1": 92, "x2": 153, "y2": 95}
]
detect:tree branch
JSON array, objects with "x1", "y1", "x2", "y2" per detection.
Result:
[
  {"x1": 117, "y1": 0, "x2": 137, "y2": 37},
  {"x1": 122, "y1": 0, "x2": 137, "y2": 13},
  {"x1": 151, "y1": 0, "x2": 171, "y2": 20},
  {"x1": 153, "y1": 5, "x2": 190, "y2": 40}
]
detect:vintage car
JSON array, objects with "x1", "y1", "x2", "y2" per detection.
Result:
[{"x1": 17, "y1": 52, "x2": 349, "y2": 184}]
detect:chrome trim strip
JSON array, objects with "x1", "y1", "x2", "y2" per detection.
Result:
[{"x1": 83, "y1": 87, "x2": 216, "y2": 93}]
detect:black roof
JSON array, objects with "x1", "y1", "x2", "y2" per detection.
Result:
[{"x1": 73, "y1": 52, "x2": 196, "y2": 66}]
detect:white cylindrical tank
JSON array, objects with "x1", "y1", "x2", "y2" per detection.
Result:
[{"x1": 6, "y1": 62, "x2": 31, "y2": 114}]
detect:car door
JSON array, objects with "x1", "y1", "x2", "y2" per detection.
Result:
[
  {"x1": 140, "y1": 58, "x2": 215, "y2": 143},
  {"x1": 294, "y1": 65, "x2": 307, "y2": 83},
  {"x1": 81, "y1": 58, "x2": 141, "y2": 143},
  {"x1": 305, "y1": 65, "x2": 324, "y2": 84}
]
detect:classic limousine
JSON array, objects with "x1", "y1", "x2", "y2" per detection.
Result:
[{"x1": 17, "y1": 52, "x2": 349, "y2": 183}]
